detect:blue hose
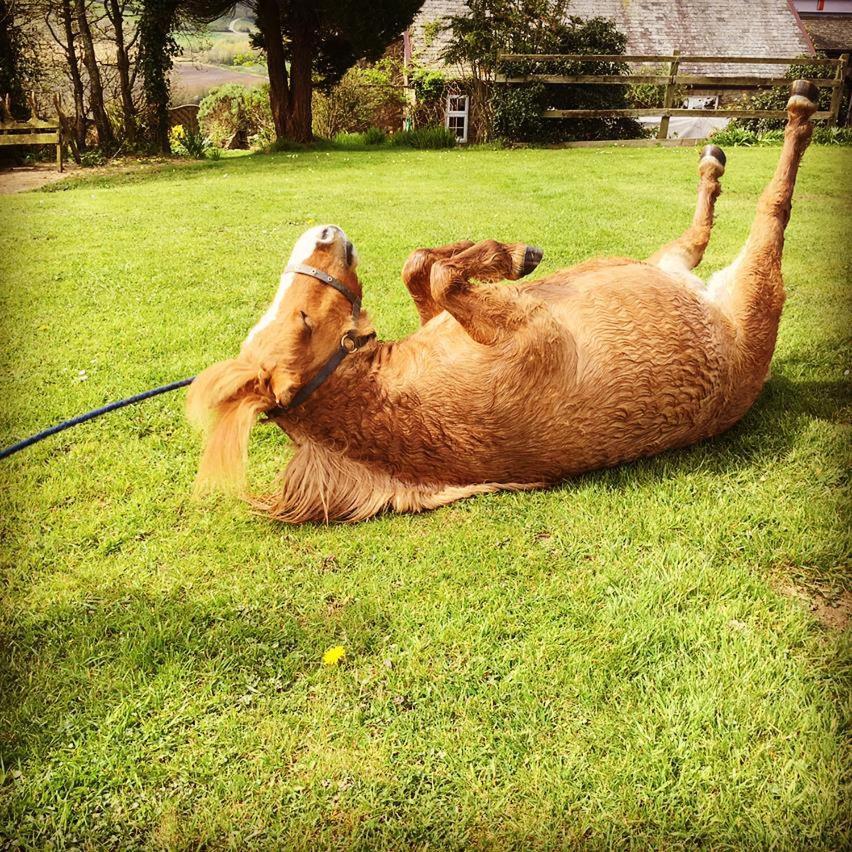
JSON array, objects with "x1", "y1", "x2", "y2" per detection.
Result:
[{"x1": 0, "y1": 377, "x2": 195, "y2": 461}]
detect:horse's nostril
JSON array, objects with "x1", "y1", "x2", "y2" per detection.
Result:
[{"x1": 345, "y1": 240, "x2": 354, "y2": 266}]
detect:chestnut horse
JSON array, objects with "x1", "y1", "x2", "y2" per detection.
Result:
[{"x1": 187, "y1": 82, "x2": 819, "y2": 523}]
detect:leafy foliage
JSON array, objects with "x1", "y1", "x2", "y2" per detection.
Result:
[
  {"x1": 389, "y1": 125, "x2": 456, "y2": 148},
  {"x1": 198, "y1": 84, "x2": 274, "y2": 148},
  {"x1": 728, "y1": 58, "x2": 849, "y2": 134},
  {"x1": 169, "y1": 123, "x2": 210, "y2": 158},
  {"x1": 312, "y1": 60, "x2": 405, "y2": 139},
  {"x1": 441, "y1": 1, "x2": 645, "y2": 142},
  {"x1": 711, "y1": 123, "x2": 852, "y2": 147}
]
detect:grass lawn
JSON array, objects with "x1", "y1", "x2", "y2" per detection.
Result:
[{"x1": 1, "y1": 145, "x2": 850, "y2": 849}]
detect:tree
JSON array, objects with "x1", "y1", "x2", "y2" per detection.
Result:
[
  {"x1": 253, "y1": 0, "x2": 424, "y2": 143},
  {"x1": 137, "y1": 0, "x2": 233, "y2": 152},
  {"x1": 105, "y1": 0, "x2": 139, "y2": 145},
  {"x1": 441, "y1": 0, "x2": 644, "y2": 142},
  {"x1": 74, "y1": 0, "x2": 115, "y2": 148},
  {"x1": 0, "y1": 0, "x2": 41, "y2": 117}
]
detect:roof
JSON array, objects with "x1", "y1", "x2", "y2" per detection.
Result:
[
  {"x1": 410, "y1": 0, "x2": 815, "y2": 76},
  {"x1": 800, "y1": 14, "x2": 852, "y2": 52}
]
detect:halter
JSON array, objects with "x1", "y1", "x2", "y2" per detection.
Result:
[{"x1": 278, "y1": 263, "x2": 375, "y2": 411}]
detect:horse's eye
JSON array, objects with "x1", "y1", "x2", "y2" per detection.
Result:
[{"x1": 299, "y1": 310, "x2": 313, "y2": 333}]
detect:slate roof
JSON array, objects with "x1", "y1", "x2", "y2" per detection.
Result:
[
  {"x1": 410, "y1": 0, "x2": 815, "y2": 77},
  {"x1": 800, "y1": 14, "x2": 852, "y2": 53}
]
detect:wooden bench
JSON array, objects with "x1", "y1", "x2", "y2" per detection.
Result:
[{"x1": 0, "y1": 94, "x2": 63, "y2": 171}]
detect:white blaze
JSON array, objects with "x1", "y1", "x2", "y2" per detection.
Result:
[{"x1": 243, "y1": 224, "x2": 351, "y2": 345}]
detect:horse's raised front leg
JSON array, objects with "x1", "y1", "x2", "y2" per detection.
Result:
[
  {"x1": 647, "y1": 144, "x2": 726, "y2": 276},
  {"x1": 429, "y1": 239, "x2": 544, "y2": 345},
  {"x1": 402, "y1": 240, "x2": 475, "y2": 324}
]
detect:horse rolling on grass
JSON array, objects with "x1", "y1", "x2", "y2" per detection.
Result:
[{"x1": 187, "y1": 81, "x2": 820, "y2": 523}]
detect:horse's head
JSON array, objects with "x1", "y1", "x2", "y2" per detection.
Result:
[{"x1": 242, "y1": 224, "x2": 374, "y2": 407}]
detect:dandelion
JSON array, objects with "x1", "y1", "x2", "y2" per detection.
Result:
[{"x1": 322, "y1": 645, "x2": 346, "y2": 666}]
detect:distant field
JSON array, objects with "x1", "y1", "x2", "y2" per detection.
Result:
[
  {"x1": 171, "y1": 60, "x2": 267, "y2": 103},
  {"x1": 0, "y1": 146, "x2": 849, "y2": 848}
]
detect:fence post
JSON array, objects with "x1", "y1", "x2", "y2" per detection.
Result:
[
  {"x1": 657, "y1": 50, "x2": 680, "y2": 140},
  {"x1": 828, "y1": 53, "x2": 848, "y2": 127}
]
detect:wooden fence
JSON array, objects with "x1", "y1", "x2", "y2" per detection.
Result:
[
  {"x1": 0, "y1": 93, "x2": 63, "y2": 170},
  {"x1": 495, "y1": 53, "x2": 848, "y2": 140}
]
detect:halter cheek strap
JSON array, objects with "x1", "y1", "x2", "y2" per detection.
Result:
[{"x1": 274, "y1": 264, "x2": 375, "y2": 413}]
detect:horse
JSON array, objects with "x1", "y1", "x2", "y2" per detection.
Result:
[{"x1": 187, "y1": 81, "x2": 819, "y2": 523}]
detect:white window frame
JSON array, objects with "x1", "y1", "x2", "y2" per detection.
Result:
[{"x1": 445, "y1": 94, "x2": 469, "y2": 144}]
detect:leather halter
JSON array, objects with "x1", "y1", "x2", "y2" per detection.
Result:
[{"x1": 277, "y1": 263, "x2": 375, "y2": 411}]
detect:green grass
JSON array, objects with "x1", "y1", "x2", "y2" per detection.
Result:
[{"x1": 1, "y1": 146, "x2": 850, "y2": 849}]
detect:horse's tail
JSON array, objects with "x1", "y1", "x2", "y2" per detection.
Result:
[{"x1": 186, "y1": 358, "x2": 275, "y2": 495}]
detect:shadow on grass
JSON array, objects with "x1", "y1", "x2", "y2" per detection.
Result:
[
  {"x1": 0, "y1": 587, "x2": 391, "y2": 770},
  {"x1": 1, "y1": 362, "x2": 847, "y2": 773}
]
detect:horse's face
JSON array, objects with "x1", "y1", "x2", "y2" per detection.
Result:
[{"x1": 243, "y1": 224, "x2": 372, "y2": 406}]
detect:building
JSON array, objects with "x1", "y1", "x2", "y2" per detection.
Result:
[{"x1": 408, "y1": 0, "x2": 818, "y2": 141}]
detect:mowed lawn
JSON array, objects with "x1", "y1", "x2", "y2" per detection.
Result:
[{"x1": 0, "y1": 145, "x2": 850, "y2": 849}]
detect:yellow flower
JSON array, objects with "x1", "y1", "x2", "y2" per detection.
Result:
[{"x1": 322, "y1": 645, "x2": 346, "y2": 666}]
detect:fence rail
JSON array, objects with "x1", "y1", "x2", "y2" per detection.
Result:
[{"x1": 495, "y1": 52, "x2": 849, "y2": 139}]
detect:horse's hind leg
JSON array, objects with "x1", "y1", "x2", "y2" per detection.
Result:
[
  {"x1": 709, "y1": 81, "x2": 818, "y2": 424},
  {"x1": 429, "y1": 239, "x2": 546, "y2": 345},
  {"x1": 647, "y1": 144, "x2": 726, "y2": 277},
  {"x1": 402, "y1": 240, "x2": 475, "y2": 324}
]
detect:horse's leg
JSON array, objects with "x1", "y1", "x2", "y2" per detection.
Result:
[
  {"x1": 402, "y1": 240, "x2": 475, "y2": 324},
  {"x1": 710, "y1": 81, "x2": 817, "y2": 413},
  {"x1": 429, "y1": 239, "x2": 544, "y2": 345},
  {"x1": 647, "y1": 144, "x2": 726, "y2": 275}
]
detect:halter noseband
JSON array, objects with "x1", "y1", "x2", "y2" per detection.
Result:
[{"x1": 275, "y1": 263, "x2": 375, "y2": 412}]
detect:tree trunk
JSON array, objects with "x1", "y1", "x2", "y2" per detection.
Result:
[
  {"x1": 138, "y1": 0, "x2": 180, "y2": 154},
  {"x1": 256, "y1": 0, "x2": 288, "y2": 140},
  {"x1": 107, "y1": 0, "x2": 136, "y2": 145},
  {"x1": 60, "y1": 0, "x2": 87, "y2": 152},
  {"x1": 284, "y1": 13, "x2": 313, "y2": 143},
  {"x1": 74, "y1": 0, "x2": 114, "y2": 149}
]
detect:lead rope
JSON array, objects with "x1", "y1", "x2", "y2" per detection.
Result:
[{"x1": 0, "y1": 377, "x2": 195, "y2": 461}]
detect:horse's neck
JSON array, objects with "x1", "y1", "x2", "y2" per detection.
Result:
[{"x1": 283, "y1": 340, "x2": 410, "y2": 456}]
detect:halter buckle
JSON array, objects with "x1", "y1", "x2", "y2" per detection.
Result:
[{"x1": 340, "y1": 331, "x2": 359, "y2": 353}]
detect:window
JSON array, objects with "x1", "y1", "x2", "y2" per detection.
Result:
[{"x1": 445, "y1": 94, "x2": 469, "y2": 143}]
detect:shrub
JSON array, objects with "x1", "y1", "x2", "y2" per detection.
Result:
[
  {"x1": 332, "y1": 131, "x2": 367, "y2": 147},
  {"x1": 710, "y1": 124, "x2": 852, "y2": 147},
  {"x1": 364, "y1": 126, "x2": 387, "y2": 145},
  {"x1": 441, "y1": 2, "x2": 645, "y2": 143},
  {"x1": 169, "y1": 124, "x2": 209, "y2": 158},
  {"x1": 80, "y1": 149, "x2": 106, "y2": 168},
  {"x1": 727, "y1": 57, "x2": 849, "y2": 134},
  {"x1": 198, "y1": 84, "x2": 273, "y2": 148},
  {"x1": 390, "y1": 126, "x2": 456, "y2": 149},
  {"x1": 312, "y1": 60, "x2": 405, "y2": 138}
]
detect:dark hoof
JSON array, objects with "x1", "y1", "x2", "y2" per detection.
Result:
[
  {"x1": 522, "y1": 245, "x2": 544, "y2": 277},
  {"x1": 700, "y1": 144, "x2": 726, "y2": 167},
  {"x1": 789, "y1": 79, "x2": 819, "y2": 106}
]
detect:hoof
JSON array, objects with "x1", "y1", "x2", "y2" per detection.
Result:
[
  {"x1": 787, "y1": 80, "x2": 819, "y2": 116},
  {"x1": 790, "y1": 79, "x2": 819, "y2": 104},
  {"x1": 700, "y1": 144, "x2": 726, "y2": 167},
  {"x1": 521, "y1": 245, "x2": 544, "y2": 277}
]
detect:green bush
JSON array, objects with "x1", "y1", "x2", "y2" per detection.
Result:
[
  {"x1": 727, "y1": 58, "x2": 849, "y2": 134},
  {"x1": 364, "y1": 126, "x2": 387, "y2": 145},
  {"x1": 198, "y1": 84, "x2": 273, "y2": 148},
  {"x1": 442, "y1": 3, "x2": 644, "y2": 143},
  {"x1": 390, "y1": 126, "x2": 456, "y2": 149},
  {"x1": 169, "y1": 124, "x2": 209, "y2": 158},
  {"x1": 710, "y1": 124, "x2": 852, "y2": 147},
  {"x1": 331, "y1": 131, "x2": 367, "y2": 148},
  {"x1": 313, "y1": 60, "x2": 405, "y2": 138}
]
